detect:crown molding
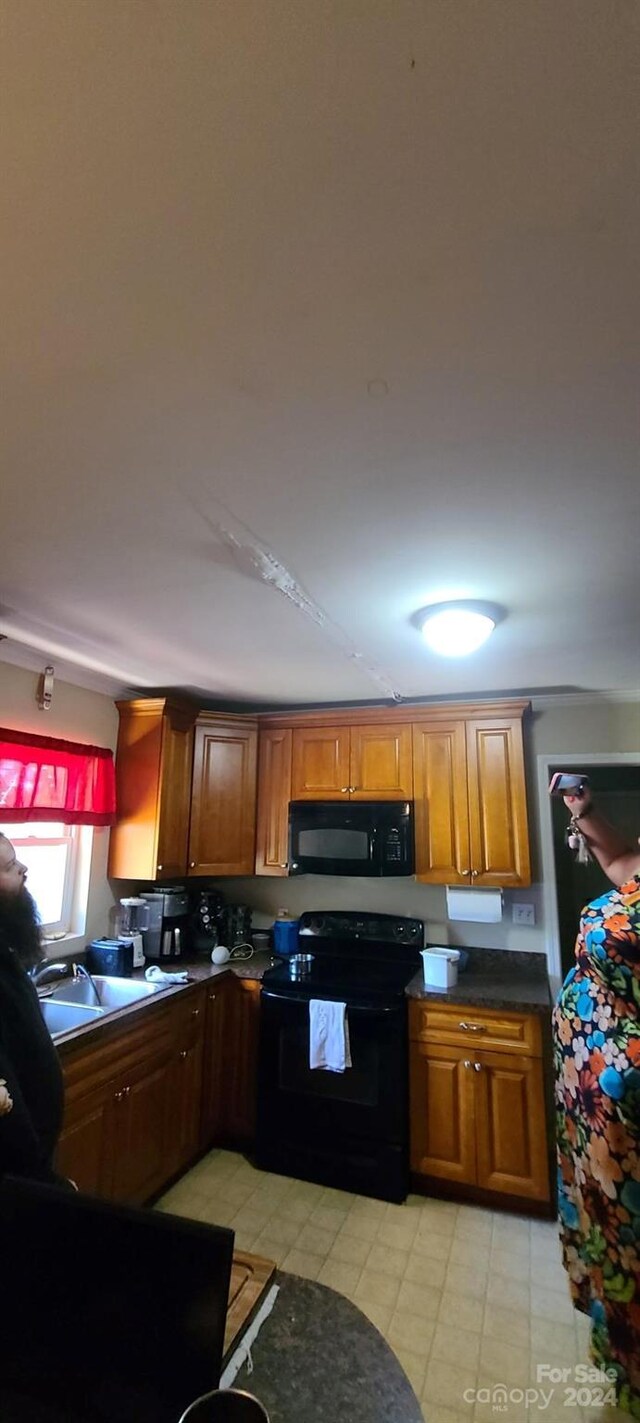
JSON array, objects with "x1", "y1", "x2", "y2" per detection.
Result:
[{"x1": 530, "y1": 689, "x2": 640, "y2": 709}]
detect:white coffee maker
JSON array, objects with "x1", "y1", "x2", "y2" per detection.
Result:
[{"x1": 116, "y1": 897, "x2": 148, "y2": 969}]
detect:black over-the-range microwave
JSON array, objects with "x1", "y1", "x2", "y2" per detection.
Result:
[{"x1": 288, "y1": 800, "x2": 415, "y2": 877}]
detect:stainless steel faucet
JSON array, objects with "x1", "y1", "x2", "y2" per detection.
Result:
[
  {"x1": 71, "y1": 961, "x2": 102, "y2": 1006},
  {"x1": 29, "y1": 960, "x2": 72, "y2": 995}
]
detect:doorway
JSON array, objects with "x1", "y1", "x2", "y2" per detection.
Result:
[{"x1": 549, "y1": 764, "x2": 640, "y2": 980}]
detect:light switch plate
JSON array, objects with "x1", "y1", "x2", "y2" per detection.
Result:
[{"x1": 512, "y1": 902, "x2": 535, "y2": 926}]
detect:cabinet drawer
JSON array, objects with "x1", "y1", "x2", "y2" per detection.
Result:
[{"x1": 408, "y1": 1000, "x2": 542, "y2": 1057}]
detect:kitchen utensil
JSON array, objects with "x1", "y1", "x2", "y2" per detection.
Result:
[{"x1": 287, "y1": 952, "x2": 314, "y2": 979}]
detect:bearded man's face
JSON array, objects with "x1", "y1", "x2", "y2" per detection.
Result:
[{"x1": 0, "y1": 837, "x2": 42, "y2": 967}]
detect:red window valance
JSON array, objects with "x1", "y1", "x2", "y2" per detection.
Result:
[{"x1": 0, "y1": 728, "x2": 116, "y2": 826}]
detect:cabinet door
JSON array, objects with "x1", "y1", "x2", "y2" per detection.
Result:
[
  {"x1": 349, "y1": 723, "x2": 413, "y2": 799},
  {"x1": 107, "y1": 1049, "x2": 174, "y2": 1204},
  {"x1": 168, "y1": 992, "x2": 206, "y2": 1176},
  {"x1": 155, "y1": 714, "x2": 195, "y2": 880},
  {"x1": 412, "y1": 721, "x2": 470, "y2": 883},
  {"x1": 409, "y1": 1041, "x2": 476, "y2": 1185},
  {"x1": 108, "y1": 699, "x2": 196, "y2": 881},
  {"x1": 474, "y1": 1050, "x2": 550, "y2": 1201},
  {"x1": 224, "y1": 978, "x2": 262, "y2": 1144},
  {"x1": 200, "y1": 980, "x2": 228, "y2": 1147},
  {"x1": 290, "y1": 726, "x2": 350, "y2": 799},
  {"x1": 255, "y1": 727, "x2": 292, "y2": 875},
  {"x1": 465, "y1": 717, "x2": 531, "y2": 887},
  {"x1": 55, "y1": 1081, "x2": 113, "y2": 1195},
  {"x1": 188, "y1": 719, "x2": 258, "y2": 875}
]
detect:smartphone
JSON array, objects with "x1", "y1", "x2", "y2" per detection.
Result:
[{"x1": 549, "y1": 772, "x2": 590, "y2": 797}]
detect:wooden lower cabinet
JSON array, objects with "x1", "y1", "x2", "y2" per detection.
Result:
[
  {"x1": 56, "y1": 976, "x2": 262, "y2": 1203},
  {"x1": 107, "y1": 1049, "x2": 176, "y2": 1204},
  {"x1": 409, "y1": 1002, "x2": 550, "y2": 1205},
  {"x1": 200, "y1": 976, "x2": 261, "y2": 1146}
]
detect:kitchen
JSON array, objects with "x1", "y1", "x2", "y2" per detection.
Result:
[{"x1": 1, "y1": 2, "x2": 639, "y2": 1419}]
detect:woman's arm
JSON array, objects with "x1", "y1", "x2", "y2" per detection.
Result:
[{"x1": 563, "y1": 789, "x2": 640, "y2": 887}]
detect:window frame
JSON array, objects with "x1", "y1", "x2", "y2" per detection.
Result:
[{"x1": 1, "y1": 821, "x2": 83, "y2": 938}]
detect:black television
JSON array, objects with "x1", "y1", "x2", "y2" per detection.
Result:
[{"x1": 0, "y1": 1176, "x2": 234, "y2": 1423}]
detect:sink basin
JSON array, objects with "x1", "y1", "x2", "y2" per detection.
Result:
[
  {"x1": 40, "y1": 999, "x2": 105, "y2": 1037},
  {"x1": 50, "y1": 975, "x2": 165, "y2": 1011}
]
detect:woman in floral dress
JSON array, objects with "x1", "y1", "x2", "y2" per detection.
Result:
[{"x1": 553, "y1": 786, "x2": 640, "y2": 1417}]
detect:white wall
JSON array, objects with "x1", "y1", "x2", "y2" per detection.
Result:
[
  {"x1": 0, "y1": 658, "x2": 119, "y2": 948},
  {"x1": 212, "y1": 697, "x2": 640, "y2": 967}
]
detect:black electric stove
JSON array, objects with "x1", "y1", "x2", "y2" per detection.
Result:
[
  {"x1": 256, "y1": 911, "x2": 424, "y2": 1202},
  {"x1": 262, "y1": 911, "x2": 423, "y2": 1001}
]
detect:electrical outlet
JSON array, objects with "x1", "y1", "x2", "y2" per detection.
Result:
[{"x1": 512, "y1": 902, "x2": 535, "y2": 926}]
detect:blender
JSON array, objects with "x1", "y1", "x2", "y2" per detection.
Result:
[{"x1": 116, "y1": 897, "x2": 149, "y2": 969}]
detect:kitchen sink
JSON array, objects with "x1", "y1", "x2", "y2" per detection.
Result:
[
  {"x1": 40, "y1": 999, "x2": 105, "y2": 1036},
  {"x1": 50, "y1": 975, "x2": 165, "y2": 1011}
]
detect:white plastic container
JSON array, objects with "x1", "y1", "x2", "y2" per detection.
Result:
[{"x1": 421, "y1": 946, "x2": 461, "y2": 990}]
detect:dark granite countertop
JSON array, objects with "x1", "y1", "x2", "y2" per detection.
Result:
[
  {"x1": 233, "y1": 1272, "x2": 423, "y2": 1423},
  {"x1": 406, "y1": 945, "x2": 552, "y2": 1013}
]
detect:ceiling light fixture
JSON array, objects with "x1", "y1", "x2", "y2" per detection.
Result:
[{"x1": 418, "y1": 601, "x2": 499, "y2": 657}]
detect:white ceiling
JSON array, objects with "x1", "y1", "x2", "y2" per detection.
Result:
[{"x1": 1, "y1": 1, "x2": 639, "y2": 707}]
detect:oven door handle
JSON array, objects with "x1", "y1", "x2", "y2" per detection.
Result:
[{"x1": 261, "y1": 989, "x2": 398, "y2": 1015}]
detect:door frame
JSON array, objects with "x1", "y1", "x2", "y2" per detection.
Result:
[{"x1": 536, "y1": 751, "x2": 639, "y2": 991}]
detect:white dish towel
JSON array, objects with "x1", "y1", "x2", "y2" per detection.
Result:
[{"x1": 309, "y1": 999, "x2": 352, "y2": 1073}]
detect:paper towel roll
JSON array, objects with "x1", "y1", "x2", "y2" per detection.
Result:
[{"x1": 446, "y1": 887, "x2": 503, "y2": 923}]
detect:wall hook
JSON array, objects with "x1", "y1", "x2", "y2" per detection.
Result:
[{"x1": 37, "y1": 664, "x2": 55, "y2": 711}]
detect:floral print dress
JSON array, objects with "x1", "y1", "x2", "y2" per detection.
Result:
[{"x1": 553, "y1": 872, "x2": 640, "y2": 1416}]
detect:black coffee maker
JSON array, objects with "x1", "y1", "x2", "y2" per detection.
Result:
[
  {"x1": 220, "y1": 904, "x2": 252, "y2": 951},
  {"x1": 190, "y1": 890, "x2": 226, "y2": 956},
  {"x1": 140, "y1": 888, "x2": 190, "y2": 962}
]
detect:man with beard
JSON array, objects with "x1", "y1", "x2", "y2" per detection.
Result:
[{"x1": 0, "y1": 832, "x2": 67, "y2": 1182}]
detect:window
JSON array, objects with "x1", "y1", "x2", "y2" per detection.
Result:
[{"x1": 1, "y1": 820, "x2": 89, "y2": 939}]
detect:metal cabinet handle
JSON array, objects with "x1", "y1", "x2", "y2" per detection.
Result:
[
  {"x1": 124, "y1": 1085, "x2": 130, "y2": 1096},
  {"x1": 340, "y1": 786, "x2": 350, "y2": 793},
  {"x1": 458, "y1": 1022, "x2": 486, "y2": 1033},
  {"x1": 179, "y1": 1049, "x2": 188, "y2": 1061},
  {"x1": 470, "y1": 869, "x2": 479, "y2": 878},
  {"x1": 461, "y1": 868, "x2": 471, "y2": 876},
  {"x1": 279, "y1": 862, "x2": 289, "y2": 869},
  {"x1": 191, "y1": 1008, "x2": 200, "y2": 1019},
  {"x1": 473, "y1": 1062, "x2": 482, "y2": 1071},
  {"x1": 463, "y1": 1059, "x2": 472, "y2": 1069},
  {"x1": 350, "y1": 785, "x2": 357, "y2": 792},
  {"x1": 189, "y1": 861, "x2": 196, "y2": 869},
  {"x1": 157, "y1": 863, "x2": 163, "y2": 872},
  {"x1": 114, "y1": 1089, "x2": 123, "y2": 1102},
  {"x1": 208, "y1": 992, "x2": 216, "y2": 1001}
]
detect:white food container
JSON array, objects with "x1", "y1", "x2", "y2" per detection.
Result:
[{"x1": 421, "y1": 946, "x2": 461, "y2": 990}]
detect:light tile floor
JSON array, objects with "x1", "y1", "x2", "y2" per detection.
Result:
[{"x1": 156, "y1": 1151, "x2": 631, "y2": 1423}]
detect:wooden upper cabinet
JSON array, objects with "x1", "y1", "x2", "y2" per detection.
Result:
[
  {"x1": 255, "y1": 727, "x2": 292, "y2": 875},
  {"x1": 188, "y1": 715, "x2": 258, "y2": 876},
  {"x1": 349, "y1": 723, "x2": 413, "y2": 799},
  {"x1": 465, "y1": 716, "x2": 531, "y2": 887},
  {"x1": 413, "y1": 710, "x2": 531, "y2": 887},
  {"x1": 291, "y1": 726, "x2": 351, "y2": 799},
  {"x1": 290, "y1": 722, "x2": 413, "y2": 800},
  {"x1": 108, "y1": 699, "x2": 196, "y2": 881},
  {"x1": 413, "y1": 720, "x2": 470, "y2": 883}
]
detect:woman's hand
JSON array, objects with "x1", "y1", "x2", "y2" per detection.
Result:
[{"x1": 563, "y1": 789, "x2": 592, "y2": 817}]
